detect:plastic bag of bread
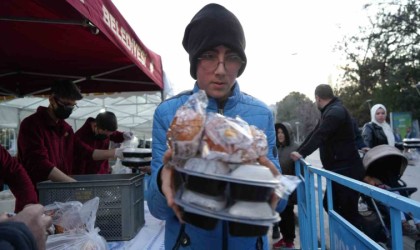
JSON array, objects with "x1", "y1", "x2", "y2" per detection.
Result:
[
  {"x1": 167, "y1": 90, "x2": 208, "y2": 159},
  {"x1": 44, "y1": 197, "x2": 99, "y2": 234},
  {"x1": 249, "y1": 125, "x2": 269, "y2": 158},
  {"x1": 45, "y1": 197, "x2": 107, "y2": 250},
  {"x1": 46, "y1": 228, "x2": 108, "y2": 250},
  {"x1": 44, "y1": 200, "x2": 84, "y2": 234},
  {"x1": 201, "y1": 113, "x2": 266, "y2": 163}
]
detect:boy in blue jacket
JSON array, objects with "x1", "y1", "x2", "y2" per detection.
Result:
[{"x1": 147, "y1": 4, "x2": 282, "y2": 250}]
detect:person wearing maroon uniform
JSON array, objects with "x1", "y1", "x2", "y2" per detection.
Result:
[
  {"x1": 0, "y1": 145, "x2": 37, "y2": 212},
  {"x1": 17, "y1": 80, "x2": 124, "y2": 188},
  {"x1": 73, "y1": 111, "x2": 133, "y2": 174}
]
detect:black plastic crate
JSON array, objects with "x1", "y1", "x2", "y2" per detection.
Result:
[{"x1": 37, "y1": 173, "x2": 144, "y2": 241}]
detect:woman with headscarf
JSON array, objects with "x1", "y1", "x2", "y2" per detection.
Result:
[
  {"x1": 362, "y1": 104, "x2": 420, "y2": 234},
  {"x1": 362, "y1": 104, "x2": 395, "y2": 148}
]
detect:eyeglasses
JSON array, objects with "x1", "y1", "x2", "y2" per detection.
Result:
[
  {"x1": 54, "y1": 96, "x2": 78, "y2": 110},
  {"x1": 197, "y1": 52, "x2": 244, "y2": 73}
]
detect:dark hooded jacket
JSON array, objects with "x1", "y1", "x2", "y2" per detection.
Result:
[
  {"x1": 0, "y1": 221, "x2": 37, "y2": 250},
  {"x1": 275, "y1": 122, "x2": 299, "y2": 176}
]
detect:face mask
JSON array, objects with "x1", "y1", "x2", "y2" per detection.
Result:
[
  {"x1": 95, "y1": 133, "x2": 108, "y2": 140},
  {"x1": 54, "y1": 105, "x2": 73, "y2": 119}
]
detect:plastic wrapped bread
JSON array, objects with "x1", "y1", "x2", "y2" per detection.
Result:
[
  {"x1": 201, "y1": 113, "x2": 267, "y2": 163},
  {"x1": 250, "y1": 125, "x2": 268, "y2": 158},
  {"x1": 167, "y1": 90, "x2": 208, "y2": 159}
]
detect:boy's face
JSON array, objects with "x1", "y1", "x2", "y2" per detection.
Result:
[
  {"x1": 196, "y1": 45, "x2": 242, "y2": 102},
  {"x1": 49, "y1": 95, "x2": 77, "y2": 119},
  {"x1": 53, "y1": 96, "x2": 77, "y2": 109}
]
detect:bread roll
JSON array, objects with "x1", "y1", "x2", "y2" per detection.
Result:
[
  {"x1": 202, "y1": 113, "x2": 255, "y2": 163},
  {"x1": 250, "y1": 125, "x2": 268, "y2": 157},
  {"x1": 167, "y1": 106, "x2": 204, "y2": 141},
  {"x1": 167, "y1": 91, "x2": 208, "y2": 159}
]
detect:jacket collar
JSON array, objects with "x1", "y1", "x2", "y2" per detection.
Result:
[
  {"x1": 320, "y1": 96, "x2": 339, "y2": 113},
  {"x1": 37, "y1": 106, "x2": 71, "y2": 132},
  {"x1": 192, "y1": 81, "x2": 241, "y2": 111}
]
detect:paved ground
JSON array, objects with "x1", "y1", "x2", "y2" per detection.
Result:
[
  {"x1": 268, "y1": 216, "x2": 300, "y2": 250},
  {"x1": 268, "y1": 150, "x2": 420, "y2": 250}
]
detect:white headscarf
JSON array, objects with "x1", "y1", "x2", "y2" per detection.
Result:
[{"x1": 370, "y1": 104, "x2": 395, "y2": 146}]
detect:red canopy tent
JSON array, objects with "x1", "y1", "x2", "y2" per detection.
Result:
[{"x1": 0, "y1": 0, "x2": 164, "y2": 97}]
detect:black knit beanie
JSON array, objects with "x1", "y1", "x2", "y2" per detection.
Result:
[{"x1": 182, "y1": 3, "x2": 247, "y2": 79}]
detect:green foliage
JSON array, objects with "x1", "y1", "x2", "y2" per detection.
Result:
[
  {"x1": 276, "y1": 92, "x2": 306, "y2": 121},
  {"x1": 336, "y1": 0, "x2": 420, "y2": 125},
  {"x1": 335, "y1": 85, "x2": 371, "y2": 126},
  {"x1": 276, "y1": 92, "x2": 319, "y2": 140}
]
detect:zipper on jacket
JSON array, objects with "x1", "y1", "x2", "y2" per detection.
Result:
[
  {"x1": 172, "y1": 224, "x2": 190, "y2": 250},
  {"x1": 222, "y1": 221, "x2": 227, "y2": 250},
  {"x1": 216, "y1": 98, "x2": 226, "y2": 115}
]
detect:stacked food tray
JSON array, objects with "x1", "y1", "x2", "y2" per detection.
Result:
[
  {"x1": 403, "y1": 138, "x2": 420, "y2": 149},
  {"x1": 174, "y1": 157, "x2": 280, "y2": 236},
  {"x1": 121, "y1": 148, "x2": 152, "y2": 170}
]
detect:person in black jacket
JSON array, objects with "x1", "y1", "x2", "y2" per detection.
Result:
[
  {"x1": 352, "y1": 117, "x2": 369, "y2": 153},
  {"x1": 290, "y1": 84, "x2": 365, "y2": 228}
]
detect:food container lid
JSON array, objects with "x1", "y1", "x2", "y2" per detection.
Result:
[
  {"x1": 403, "y1": 138, "x2": 420, "y2": 143},
  {"x1": 183, "y1": 157, "x2": 230, "y2": 175},
  {"x1": 122, "y1": 157, "x2": 143, "y2": 162},
  {"x1": 228, "y1": 201, "x2": 274, "y2": 220},
  {"x1": 174, "y1": 185, "x2": 279, "y2": 226},
  {"x1": 181, "y1": 188, "x2": 226, "y2": 211},
  {"x1": 403, "y1": 143, "x2": 420, "y2": 148},
  {"x1": 122, "y1": 148, "x2": 152, "y2": 157},
  {"x1": 175, "y1": 159, "x2": 280, "y2": 188},
  {"x1": 229, "y1": 165, "x2": 277, "y2": 182},
  {"x1": 121, "y1": 158, "x2": 151, "y2": 167}
]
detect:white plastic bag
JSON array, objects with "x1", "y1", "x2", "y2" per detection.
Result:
[
  {"x1": 275, "y1": 175, "x2": 301, "y2": 199},
  {"x1": 121, "y1": 135, "x2": 139, "y2": 148},
  {"x1": 111, "y1": 158, "x2": 132, "y2": 174},
  {"x1": 46, "y1": 228, "x2": 108, "y2": 250},
  {"x1": 45, "y1": 197, "x2": 108, "y2": 250}
]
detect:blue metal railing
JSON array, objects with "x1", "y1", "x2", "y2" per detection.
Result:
[{"x1": 295, "y1": 159, "x2": 420, "y2": 250}]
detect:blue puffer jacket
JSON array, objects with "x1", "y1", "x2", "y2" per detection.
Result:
[{"x1": 147, "y1": 83, "x2": 281, "y2": 250}]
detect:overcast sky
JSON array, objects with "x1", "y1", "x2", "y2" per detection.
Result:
[{"x1": 113, "y1": 0, "x2": 371, "y2": 105}]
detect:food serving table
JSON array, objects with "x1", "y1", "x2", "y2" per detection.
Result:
[{"x1": 108, "y1": 202, "x2": 165, "y2": 250}]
